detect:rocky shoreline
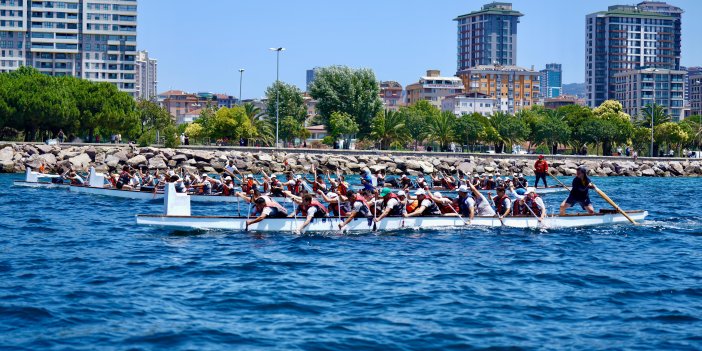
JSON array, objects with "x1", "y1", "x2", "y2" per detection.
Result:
[{"x1": 0, "y1": 143, "x2": 700, "y2": 178}]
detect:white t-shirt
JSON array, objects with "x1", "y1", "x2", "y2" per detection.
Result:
[
  {"x1": 261, "y1": 207, "x2": 273, "y2": 216},
  {"x1": 225, "y1": 165, "x2": 237, "y2": 174},
  {"x1": 420, "y1": 199, "x2": 433, "y2": 208},
  {"x1": 307, "y1": 206, "x2": 318, "y2": 217},
  {"x1": 469, "y1": 194, "x2": 496, "y2": 216},
  {"x1": 386, "y1": 198, "x2": 400, "y2": 210}
]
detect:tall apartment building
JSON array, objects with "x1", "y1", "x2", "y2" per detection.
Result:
[
  {"x1": 405, "y1": 70, "x2": 464, "y2": 108},
  {"x1": 457, "y1": 64, "x2": 540, "y2": 114},
  {"x1": 540, "y1": 63, "x2": 562, "y2": 99},
  {"x1": 585, "y1": 2, "x2": 682, "y2": 108},
  {"x1": 681, "y1": 66, "x2": 702, "y2": 105},
  {"x1": 688, "y1": 74, "x2": 702, "y2": 117},
  {"x1": 637, "y1": 1, "x2": 683, "y2": 69},
  {"x1": 455, "y1": 2, "x2": 522, "y2": 72},
  {"x1": 0, "y1": 0, "x2": 137, "y2": 95},
  {"x1": 135, "y1": 50, "x2": 156, "y2": 100},
  {"x1": 306, "y1": 67, "x2": 319, "y2": 92},
  {"x1": 614, "y1": 68, "x2": 685, "y2": 121}
]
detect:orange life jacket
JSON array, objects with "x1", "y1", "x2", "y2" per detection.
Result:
[{"x1": 299, "y1": 199, "x2": 328, "y2": 217}]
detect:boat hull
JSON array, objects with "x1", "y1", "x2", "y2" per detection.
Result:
[
  {"x1": 136, "y1": 211, "x2": 648, "y2": 232},
  {"x1": 13, "y1": 180, "x2": 68, "y2": 189}
]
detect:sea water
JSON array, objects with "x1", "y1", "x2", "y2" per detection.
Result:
[{"x1": 0, "y1": 174, "x2": 701, "y2": 350}]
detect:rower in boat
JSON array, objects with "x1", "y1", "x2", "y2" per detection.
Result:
[
  {"x1": 560, "y1": 166, "x2": 596, "y2": 215},
  {"x1": 470, "y1": 174, "x2": 481, "y2": 189},
  {"x1": 224, "y1": 160, "x2": 238, "y2": 178},
  {"x1": 374, "y1": 188, "x2": 406, "y2": 222},
  {"x1": 440, "y1": 173, "x2": 457, "y2": 190},
  {"x1": 510, "y1": 186, "x2": 546, "y2": 221},
  {"x1": 427, "y1": 191, "x2": 457, "y2": 214},
  {"x1": 290, "y1": 194, "x2": 329, "y2": 232},
  {"x1": 482, "y1": 174, "x2": 496, "y2": 190},
  {"x1": 317, "y1": 190, "x2": 345, "y2": 217},
  {"x1": 309, "y1": 174, "x2": 327, "y2": 193},
  {"x1": 375, "y1": 171, "x2": 385, "y2": 186},
  {"x1": 359, "y1": 168, "x2": 376, "y2": 191},
  {"x1": 221, "y1": 176, "x2": 235, "y2": 196},
  {"x1": 66, "y1": 170, "x2": 85, "y2": 185},
  {"x1": 115, "y1": 166, "x2": 132, "y2": 189},
  {"x1": 246, "y1": 196, "x2": 289, "y2": 227},
  {"x1": 467, "y1": 182, "x2": 496, "y2": 219},
  {"x1": 415, "y1": 174, "x2": 428, "y2": 189},
  {"x1": 338, "y1": 189, "x2": 373, "y2": 230},
  {"x1": 397, "y1": 174, "x2": 413, "y2": 190},
  {"x1": 516, "y1": 173, "x2": 528, "y2": 188},
  {"x1": 383, "y1": 173, "x2": 401, "y2": 188},
  {"x1": 242, "y1": 174, "x2": 261, "y2": 194},
  {"x1": 267, "y1": 174, "x2": 286, "y2": 197},
  {"x1": 404, "y1": 189, "x2": 442, "y2": 217},
  {"x1": 489, "y1": 187, "x2": 512, "y2": 220},
  {"x1": 171, "y1": 175, "x2": 187, "y2": 193}
]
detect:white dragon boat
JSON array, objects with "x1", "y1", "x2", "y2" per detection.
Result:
[
  {"x1": 135, "y1": 183, "x2": 648, "y2": 232},
  {"x1": 13, "y1": 167, "x2": 67, "y2": 189},
  {"x1": 66, "y1": 167, "x2": 294, "y2": 204}
]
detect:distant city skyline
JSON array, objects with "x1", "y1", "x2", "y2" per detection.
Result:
[{"x1": 138, "y1": 0, "x2": 700, "y2": 99}]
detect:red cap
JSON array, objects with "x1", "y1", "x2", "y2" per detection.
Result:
[{"x1": 538, "y1": 155, "x2": 544, "y2": 159}]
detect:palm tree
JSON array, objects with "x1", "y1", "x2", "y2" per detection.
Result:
[
  {"x1": 426, "y1": 111, "x2": 457, "y2": 151},
  {"x1": 244, "y1": 103, "x2": 274, "y2": 146},
  {"x1": 370, "y1": 109, "x2": 408, "y2": 149},
  {"x1": 639, "y1": 103, "x2": 671, "y2": 127}
]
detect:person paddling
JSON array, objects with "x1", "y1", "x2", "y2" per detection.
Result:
[
  {"x1": 560, "y1": 166, "x2": 596, "y2": 215},
  {"x1": 291, "y1": 194, "x2": 328, "y2": 232},
  {"x1": 404, "y1": 189, "x2": 442, "y2": 217},
  {"x1": 467, "y1": 181, "x2": 496, "y2": 219},
  {"x1": 338, "y1": 189, "x2": 373, "y2": 230},
  {"x1": 534, "y1": 155, "x2": 549, "y2": 188},
  {"x1": 245, "y1": 195, "x2": 288, "y2": 227},
  {"x1": 490, "y1": 187, "x2": 512, "y2": 220},
  {"x1": 375, "y1": 188, "x2": 405, "y2": 222}
]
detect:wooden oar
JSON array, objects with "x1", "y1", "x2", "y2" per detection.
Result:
[
  {"x1": 447, "y1": 199, "x2": 470, "y2": 226},
  {"x1": 593, "y1": 185, "x2": 639, "y2": 225},
  {"x1": 548, "y1": 172, "x2": 570, "y2": 191}
]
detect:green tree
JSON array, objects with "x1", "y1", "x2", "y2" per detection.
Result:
[
  {"x1": 370, "y1": 109, "x2": 408, "y2": 150},
  {"x1": 489, "y1": 112, "x2": 531, "y2": 153},
  {"x1": 184, "y1": 123, "x2": 204, "y2": 143},
  {"x1": 329, "y1": 111, "x2": 359, "y2": 149},
  {"x1": 137, "y1": 99, "x2": 172, "y2": 136},
  {"x1": 279, "y1": 116, "x2": 309, "y2": 147},
  {"x1": 680, "y1": 115, "x2": 702, "y2": 150},
  {"x1": 655, "y1": 122, "x2": 689, "y2": 156},
  {"x1": 426, "y1": 111, "x2": 457, "y2": 151},
  {"x1": 265, "y1": 81, "x2": 307, "y2": 123},
  {"x1": 309, "y1": 65, "x2": 382, "y2": 136},
  {"x1": 244, "y1": 102, "x2": 274, "y2": 146},
  {"x1": 534, "y1": 113, "x2": 572, "y2": 154},
  {"x1": 454, "y1": 113, "x2": 485, "y2": 151}
]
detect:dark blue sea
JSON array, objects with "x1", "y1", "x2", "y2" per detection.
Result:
[{"x1": 1, "y1": 174, "x2": 701, "y2": 350}]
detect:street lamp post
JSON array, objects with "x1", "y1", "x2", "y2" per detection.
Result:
[
  {"x1": 650, "y1": 103, "x2": 655, "y2": 157},
  {"x1": 238, "y1": 69, "x2": 245, "y2": 105},
  {"x1": 270, "y1": 47, "x2": 285, "y2": 148}
]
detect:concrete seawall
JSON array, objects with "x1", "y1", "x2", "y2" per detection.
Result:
[{"x1": 1, "y1": 142, "x2": 700, "y2": 177}]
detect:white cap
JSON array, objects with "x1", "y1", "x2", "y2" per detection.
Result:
[
  {"x1": 397, "y1": 190, "x2": 406, "y2": 196},
  {"x1": 457, "y1": 185, "x2": 469, "y2": 193},
  {"x1": 295, "y1": 175, "x2": 302, "y2": 180},
  {"x1": 401, "y1": 174, "x2": 408, "y2": 179},
  {"x1": 225, "y1": 176, "x2": 232, "y2": 181},
  {"x1": 247, "y1": 174, "x2": 254, "y2": 178},
  {"x1": 202, "y1": 174, "x2": 209, "y2": 178},
  {"x1": 433, "y1": 192, "x2": 443, "y2": 199},
  {"x1": 525, "y1": 187, "x2": 536, "y2": 195},
  {"x1": 519, "y1": 173, "x2": 524, "y2": 177},
  {"x1": 326, "y1": 192, "x2": 339, "y2": 199},
  {"x1": 270, "y1": 174, "x2": 277, "y2": 178},
  {"x1": 488, "y1": 174, "x2": 493, "y2": 177},
  {"x1": 473, "y1": 174, "x2": 479, "y2": 178},
  {"x1": 415, "y1": 189, "x2": 426, "y2": 196},
  {"x1": 513, "y1": 173, "x2": 518, "y2": 177}
]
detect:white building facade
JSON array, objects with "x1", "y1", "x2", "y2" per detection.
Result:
[
  {"x1": 136, "y1": 50, "x2": 157, "y2": 100},
  {"x1": 441, "y1": 93, "x2": 496, "y2": 116},
  {"x1": 0, "y1": 0, "x2": 138, "y2": 96}
]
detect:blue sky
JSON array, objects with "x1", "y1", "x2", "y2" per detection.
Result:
[{"x1": 138, "y1": 0, "x2": 699, "y2": 99}]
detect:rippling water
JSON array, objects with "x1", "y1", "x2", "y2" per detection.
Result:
[{"x1": 1, "y1": 174, "x2": 701, "y2": 350}]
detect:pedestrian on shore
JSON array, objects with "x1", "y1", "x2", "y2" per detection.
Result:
[
  {"x1": 633, "y1": 150, "x2": 638, "y2": 162},
  {"x1": 184, "y1": 135, "x2": 190, "y2": 145},
  {"x1": 534, "y1": 155, "x2": 548, "y2": 188},
  {"x1": 57, "y1": 129, "x2": 65, "y2": 144}
]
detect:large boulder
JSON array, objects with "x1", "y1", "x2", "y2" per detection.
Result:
[
  {"x1": 669, "y1": 162, "x2": 684, "y2": 176},
  {"x1": 127, "y1": 155, "x2": 147, "y2": 167},
  {"x1": 257, "y1": 153, "x2": 273, "y2": 162},
  {"x1": 0, "y1": 147, "x2": 13, "y2": 162},
  {"x1": 0, "y1": 160, "x2": 13, "y2": 173},
  {"x1": 148, "y1": 156, "x2": 168, "y2": 169},
  {"x1": 105, "y1": 155, "x2": 122, "y2": 168},
  {"x1": 36, "y1": 144, "x2": 55, "y2": 155},
  {"x1": 641, "y1": 168, "x2": 656, "y2": 177},
  {"x1": 68, "y1": 153, "x2": 92, "y2": 170}
]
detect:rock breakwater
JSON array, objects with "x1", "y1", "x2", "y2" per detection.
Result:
[{"x1": 1, "y1": 143, "x2": 700, "y2": 178}]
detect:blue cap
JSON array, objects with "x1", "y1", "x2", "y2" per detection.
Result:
[{"x1": 516, "y1": 188, "x2": 526, "y2": 196}]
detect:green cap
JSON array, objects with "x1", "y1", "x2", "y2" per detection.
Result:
[{"x1": 379, "y1": 187, "x2": 392, "y2": 197}]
